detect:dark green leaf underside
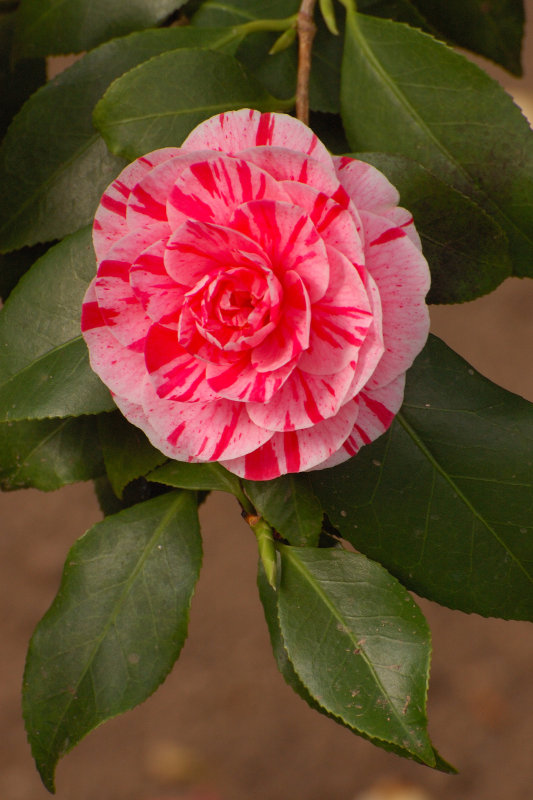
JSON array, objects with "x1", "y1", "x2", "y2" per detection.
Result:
[
  {"x1": 355, "y1": 152, "x2": 511, "y2": 303},
  {"x1": 14, "y1": 0, "x2": 188, "y2": 57},
  {"x1": 0, "y1": 228, "x2": 114, "y2": 421},
  {"x1": 0, "y1": 25, "x2": 242, "y2": 252},
  {"x1": 0, "y1": 415, "x2": 104, "y2": 491},
  {"x1": 23, "y1": 490, "x2": 202, "y2": 791},
  {"x1": 277, "y1": 546, "x2": 437, "y2": 764},
  {"x1": 311, "y1": 336, "x2": 533, "y2": 620},
  {"x1": 341, "y1": 13, "x2": 533, "y2": 277}
]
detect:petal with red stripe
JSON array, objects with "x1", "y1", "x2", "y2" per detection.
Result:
[
  {"x1": 361, "y1": 210, "x2": 430, "y2": 390},
  {"x1": 230, "y1": 200, "x2": 329, "y2": 303},
  {"x1": 298, "y1": 246, "x2": 373, "y2": 376},
  {"x1": 222, "y1": 399, "x2": 359, "y2": 479},
  {"x1": 181, "y1": 109, "x2": 332, "y2": 167},
  {"x1": 167, "y1": 155, "x2": 289, "y2": 229},
  {"x1": 93, "y1": 148, "x2": 181, "y2": 261}
]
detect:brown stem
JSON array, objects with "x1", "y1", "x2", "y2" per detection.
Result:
[{"x1": 296, "y1": 0, "x2": 318, "y2": 125}]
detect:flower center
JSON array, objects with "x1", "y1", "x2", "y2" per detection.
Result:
[{"x1": 181, "y1": 264, "x2": 282, "y2": 352}]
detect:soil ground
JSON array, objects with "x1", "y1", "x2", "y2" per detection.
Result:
[{"x1": 2, "y1": 24, "x2": 533, "y2": 800}]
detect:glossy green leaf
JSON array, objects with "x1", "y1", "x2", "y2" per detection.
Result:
[
  {"x1": 0, "y1": 11, "x2": 45, "y2": 138},
  {"x1": 311, "y1": 335, "x2": 533, "y2": 621},
  {"x1": 0, "y1": 228, "x2": 114, "y2": 421},
  {"x1": 0, "y1": 242, "x2": 51, "y2": 301},
  {"x1": 258, "y1": 562, "x2": 454, "y2": 771},
  {"x1": 356, "y1": 152, "x2": 511, "y2": 303},
  {"x1": 341, "y1": 12, "x2": 533, "y2": 277},
  {"x1": 13, "y1": 0, "x2": 188, "y2": 57},
  {"x1": 0, "y1": 25, "x2": 242, "y2": 253},
  {"x1": 0, "y1": 416, "x2": 104, "y2": 491},
  {"x1": 357, "y1": 0, "x2": 431, "y2": 28},
  {"x1": 98, "y1": 412, "x2": 167, "y2": 498},
  {"x1": 94, "y1": 48, "x2": 290, "y2": 161},
  {"x1": 277, "y1": 545, "x2": 437, "y2": 766},
  {"x1": 148, "y1": 459, "x2": 243, "y2": 496},
  {"x1": 243, "y1": 474, "x2": 323, "y2": 547},
  {"x1": 412, "y1": 0, "x2": 525, "y2": 75},
  {"x1": 192, "y1": 0, "x2": 343, "y2": 114},
  {"x1": 23, "y1": 490, "x2": 202, "y2": 792}
]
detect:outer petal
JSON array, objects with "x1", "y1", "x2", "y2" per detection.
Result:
[
  {"x1": 206, "y1": 355, "x2": 297, "y2": 404},
  {"x1": 129, "y1": 238, "x2": 186, "y2": 328},
  {"x1": 281, "y1": 181, "x2": 364, "y2": 267},
  {"x1": 230, "y1": 200, "x2": 329, "y2": 303},
  {"x1": 236, "y1": 146, "x2": 340, "y2": 193},
  {"x1": 246, "y1": 361, "x2": 357, "y2": 432},
  {"x1": 125, "y1": 149, "x2": 217, "y2": 230},
  {"x1": 380, "y1": 205, "x2": 421, "y2": 250},
  {"x1": 360, "y1": 210, "x2": 430, "y2": 390},
  {"x1": 94, "y1": 226, "x2": 168, "y2": 348},
  {"x1": 312, "y1": 374, "x2": 405, "y2": 470},
  {"x1": 142, "y1": 388, "x2": 275, "y2": 462},
  {"x1": 144, "y1": 323, "x2": 216, "y2": 403},
  {"x1": 81, "y1": 282, "x2": 146, "y2": 405},
  {"x1": 166, "y1": 155, "x2": 290, "y2": 229},
  {"x1": 334, "y1": 156, "x2": 399, "y2": 213},
  {"x1": 221, "y1": 400, "x2": 359, "y2": 479},
  {"x1": 298, "y1": 246, "x2": 373, "y2": 376},
  {"x1": 93, "y1": 148, "x2": 181, "y2": 261},
  {"x1": 181, "y1": 109, "x2": 333, "y2": 168}
]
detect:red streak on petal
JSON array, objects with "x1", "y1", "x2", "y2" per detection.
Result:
[
  {"x1": 100, "y1": 193, "x2": 126, "y2": 217},
  {"x1": 370, "y1": 227, "x2": 406, "y2": 246},
  {"x1": 244, "y1": 438, "x2": 278, "y2": 480},
  {"x1": 343, "y1": 436, "x2": 359, "y2": 455},
  {"x1": 81, "y1": 301, "x2": 105, "y2": 331},
  {"x1": 168, "y1": 422, "x2": 186, "y2": 447},
  {"x1": 98, "y1": 259, "x2": 129, "y2": 280},
  {"x1": 283, "y1": 430, "x2": 301, "y2": 473},
  {"x1": 210, "y1": 406, "x2": 241, "y2": 461},
  {"x1": 361, "y1": 393, "x2": 395, "y2": 427},
  {"x1": 131, "y1": 185, "x2": 167, "y2": 220},
  {"x1": 255, "y1": 112, "x2": 275, "y2": 145}
]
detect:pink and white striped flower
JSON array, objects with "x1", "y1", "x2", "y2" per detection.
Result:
[{"x1": 82, "y1": 109, "x2": 430, "y2": 480}]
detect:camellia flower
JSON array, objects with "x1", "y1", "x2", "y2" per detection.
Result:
[{"x1": 82, "y1": 109, "x2": 430, "y2": 480}]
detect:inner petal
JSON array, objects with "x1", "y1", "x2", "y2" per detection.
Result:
[
  {"x1": 166, "y1": 154, "x2": 290, "y2": 229},
  {"x1": 165, "y1": 219, "x2": 271, "y2": 288},
  {"x1": 230, "y1": 200, "x2": 329, "y2": 303}
]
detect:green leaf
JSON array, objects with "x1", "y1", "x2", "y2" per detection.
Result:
[
  {"x1": 340, "y1": 12, "x2": 533, "y2": 277},
  {"x1": 355, "y1": 152, "x2": 511, "y2": 303},
  {"x1": 243, "y1": 474, "x2": 323, "y2": 546},
  {"x1": 0, "y1": 242, "x2": 51, "y2": 301},
  {"x1": 98, "y1": 412, "x2": 167, "y2": 498},
  {"x1": 258, "y1": 561, "x2": 455, "y2": 772},
  {"x1": 23, "y1": 490, "x2": 202, "y2": 792},
  {"x1": 0, "y1": 228, "x2": 115, "y2": 421},
  {"x1": 0, "y1": 25, "x2": 242, "y2": 253},
  {"x1": 311, "y1": 335, "x2": 533, "y2": 621},
  {"x1": 13, "y1": 0, "x2": 188, "y2": 57},
  {"x1": 277, "y1": 545, "x2": 437, "y2": 766},
  {"x1": 193, "y1": 0, "x2": 343, "y2": 113},
  {"x1": 148, "y1": 459, "x2": 243, "y2": 495},
  {"x1": 0, "y1": 416, "x2": 104, "y2": 491},
  {"x1": 412, "y1": 0, "x2": 525, "y2": 76},
  {"x1": 0, "y1": 11, "x2": 46, "y2": 138},
  {"x1": 357, "y1": 0, "x2": 431, "y2": 28},
  {"x1": 94, "y1": 48, "x2": 290, "y2": 161}
]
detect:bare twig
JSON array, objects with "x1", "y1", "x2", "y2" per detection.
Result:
[{"x1": 296, "y1": 0, "x2": 318, "y2": 125}]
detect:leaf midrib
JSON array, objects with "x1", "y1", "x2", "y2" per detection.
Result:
[
  {"x1": 41, "y1": 492, "x2": 185, "y2": 762},
  {"x1": 397, "y1": 411, "x2": 533, "y2": 584},
  {"x1": 281, "y1": 546, "x2": 434, "y2": 762},
  {"x1": 347, "y1": 10, "x2": 533, "y2": 248}
]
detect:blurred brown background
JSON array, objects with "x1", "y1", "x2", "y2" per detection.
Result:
[{"x1": 2, "y1": 12, "x2": 533, "y2": 800}]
